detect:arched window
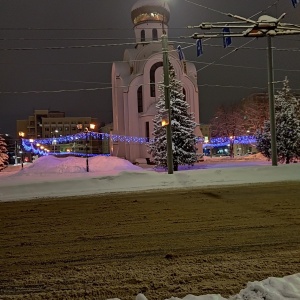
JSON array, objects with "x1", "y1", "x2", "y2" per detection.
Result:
[
  {"x1": 141, "y1": 30, "x2": 145, "y2": 42},
  {"x1": 145, "y1": 122, "x2": 150, "y2": 142},
  {"x1": 137, "y1": 86, "x2": 143, "y2": 113},
  {"x1": 183, "y1": 88, "x2": 186, "y2": 101},
  {"x1": 152, "y1": 29, "x2": 158, "y2": 41},
  {"x1": 150, "y1": 62, "x2": 163, "y2": 97}
]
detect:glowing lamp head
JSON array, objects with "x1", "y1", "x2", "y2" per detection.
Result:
[{"x1": 161, "y1": 110, "x2": 169, "y2": 127}]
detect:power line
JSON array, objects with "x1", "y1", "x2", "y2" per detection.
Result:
[
  {"x1": 2, "y1": 81, "x2": 299, "y2": 95},
  {"x1": 0, "y1": 87, "x2": 110, "y2": 95},
  {"x1": 0, "y1": 41, "x2": 142, "y2": 51},
  {"x1": 196, "y1": 38, "x2": 256, "y2": 72},
  {"x1": 249, "y1": 0, "x2": 281, "y2": 18},
  {"x1": 0, "y1": 26, "x2": 189, "y2": 31},
  {"x1": 0, "y1": 37, "x2": 137, "y2": 41},
  {"x1": 0, "y1": 36, "x2": 298, "y2": 52},
  {"x1": 184, "y1": 0, "x2": 229, "y2": 17}
]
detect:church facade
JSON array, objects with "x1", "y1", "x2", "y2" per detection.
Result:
[{"x1": 111, "y1": 0, "x2": 202, "y2": 162}]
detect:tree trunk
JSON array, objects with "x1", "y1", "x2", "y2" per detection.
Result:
[
  {"x1": 173, "y1": 162, "x2": 178, "y2": 172},
  {"x1": 230, "y1": 142, "x2": 234, "y2": 158},
  {"x1": 286, "y1": 154, "x2": 290, "y2": 164}
]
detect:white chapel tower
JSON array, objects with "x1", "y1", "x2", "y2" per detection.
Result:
[{"x1": 111, "y1": 0, "x2": 202, "y2": 162}]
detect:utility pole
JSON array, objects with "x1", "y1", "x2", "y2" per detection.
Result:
[
  {"x1": 162, "y1": 34, "x2": 173, "y2": 174},
  {"x1": 190, "y1": 13, "x2": 300, "y2": 166},
  {"x1": 267, "y1": 36, "x2": 278, "y2": 166}
]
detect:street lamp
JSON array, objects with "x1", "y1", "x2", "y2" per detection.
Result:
[
  {"x1": 29, "y1": 139, "x2": 34, "y2": 162},
  {"x1": 52, "y1": 139, "x2": 57, "y2": 154},
  {"x1": 18, "y1": 131, "x2": 25, "y2": 169},
  {"x1": 83, "y1": 124, "x2": 95, "y2": 172}
]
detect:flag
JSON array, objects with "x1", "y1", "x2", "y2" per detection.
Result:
[
  {"x1": 177, "y1": 45, "x2": 185, "y2": 61},
  {"x1": 196, "y1": 39, "x2": 203, "y2": 57},
  {"x1": 291, "y1": 0, "x2": 299, "y2": 7},
  {"x1": 222, "y1": 27, "x2": 232, "y2": 48}
]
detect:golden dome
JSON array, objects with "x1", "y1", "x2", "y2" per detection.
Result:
[{"x1": 131, "y1": 0, "x2": 170, "y2": 25}]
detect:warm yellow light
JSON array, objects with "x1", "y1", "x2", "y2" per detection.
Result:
[
  {"x1": 40, "y1": 146, "x2": 44, "y2": 150},
  {"x1": 36, "y1": 143, "x2": 40, "y2": 147},
  {"x1": 162, "y1": 120, "x2": 168, "y2": 127},
  {"x1": 161, "y1": 111, "x2": 169, "y2": 127},
  {"x1": 90, "y1": 124, "x2": 96, "y2": 130},
  {"x1": 29, "y1": 139, "x2": 34, "y2": 143},
  {"x1": 19, "y1": 131, "x2": 25, "y2": 137}
]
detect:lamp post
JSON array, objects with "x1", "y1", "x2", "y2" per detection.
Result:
[
  {"x1": 18, "y1": 131, "x2": 25, "y2": 169},
  {"x1": 52, "y1": 129, "x2": 58, "y2": 154},
  {"x1": 83, "y1": 124, "x2": 95, "y2": 173},
  {"x1": 84, "y1": 128, "x2": 89, "y2": 172},
  {"x1": 161, "y1": 0, "x2": 173, "y2": 174},
  {"x1": 29, "y1": 139, "x2": 34, "y2": 162}
]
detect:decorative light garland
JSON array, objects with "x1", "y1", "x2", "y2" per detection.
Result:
[
  {"x1": 21, "y1": 133, "x2": 257, "y2": 156},
  {"x1": 203, "y1": 135, "x2": 257, "y2": 148}
]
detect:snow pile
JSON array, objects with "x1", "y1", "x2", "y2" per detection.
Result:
[
  {"x1": 109, "y1": 273, "x2": 300, "y2": 300},
  {"x1": 231, "y1": 273, "x2": 300, "y2": 300},
  {"x1": 21, "y1": 155, "x2": 142, "y2": 174}
]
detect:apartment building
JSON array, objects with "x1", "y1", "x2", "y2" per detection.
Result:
[{"x1": 16, "y1": 110, "x2": 101, "y2": 154}]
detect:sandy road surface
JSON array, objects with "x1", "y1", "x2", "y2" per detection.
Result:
[{"x1": 0, "y1": 182, "x2": 300, "y2": 300}]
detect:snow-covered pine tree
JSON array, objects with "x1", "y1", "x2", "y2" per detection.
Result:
[
  {"x1": 255, "y1": 121, "x2": 272, "y2": 161},
  {"x1": 256, "y1": 78, "x2": 300, "y2": 164},
  {"x1": 0, "y1": 134, "x2": 9, "y2": 171},
  {"x1": 148, "y1": 62, "x2": 198, "y2": 171}
]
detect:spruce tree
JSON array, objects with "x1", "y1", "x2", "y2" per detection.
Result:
[
  {"x1": 0, "y1": 134, "x2": 9, "y2": 171},
  {"x1": 148, "y1": 62, "x2": 198, "y2": 171},
  {"x1": 256, "y1": 78, "x2": 300, "y2": 164}
]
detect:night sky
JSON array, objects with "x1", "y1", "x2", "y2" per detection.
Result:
[{"x1": 0, "y1": 0, "x2": 299, "y2": 137}]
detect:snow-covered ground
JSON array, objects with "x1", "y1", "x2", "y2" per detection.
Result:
[
  {"x1": 0, "y1": 155, "x2": 300, "y2": 300},
  {"x1": 0, "y1": 154, "x2": 299, "y2": 202}
]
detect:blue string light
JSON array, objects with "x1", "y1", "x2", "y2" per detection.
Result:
[
  {"x1": 22, "y1": 133, "x2": 257, "y2": 156},
  {"x1": 203, "y1": 135, "x2": 256, "y2": 148}
]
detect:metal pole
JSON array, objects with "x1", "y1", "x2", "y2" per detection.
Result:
[
  {"x1": 267, "y1": 36, "x2": 278, "y2": 166},
  {"x1": 14, "y1": 140, "x2": 18, "y2": 165},
  {"x1": 162, "y1": 34, "x2": 173, "y2": 174},
  {"x1": 86, "y1": 131, "x2": 89, "y2": 172},
  {"x1": 20, "y1": 138, "x2": 23, "y2": 170}
]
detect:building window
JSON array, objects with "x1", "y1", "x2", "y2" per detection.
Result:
[
  {"x1": 183, "y1": 88, "x2": 186, "y2": 101},
  {"x1": 141, "y1": 30, "x2": 145, "y2": 42},
  {"x1": 145, "y1": 122, "x2": 150, "y2": 142},
  {"x1": 150, "y1": 62, "x2": 163, "y2": 97},
  {"x1": 152, "y1": 29, "x2": 158, "y2": 41},
  {"x1": 137, "y1": 86, "x2": 143, "y2": 113},
  {"x1": 45, "y1": 128, "x2": 50, "y2": 132}
]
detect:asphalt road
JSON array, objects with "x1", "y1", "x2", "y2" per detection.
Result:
[{"x1": 0, "y1": 182, "x2": 299, "y2": 300}]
